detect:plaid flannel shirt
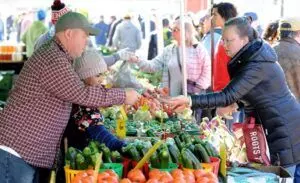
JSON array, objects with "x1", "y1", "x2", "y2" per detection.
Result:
[{"x1": 0, "y1": 38, "x2": 125, "y2": 168}]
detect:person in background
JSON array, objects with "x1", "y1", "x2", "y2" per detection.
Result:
[
  {"x1": 244, "y1": 12, "x2": 263, "y2": 37},
  {"x1": 199, "y1": 13, "x2": 222, "y2": 57},
  {"x1": 107, "y1": 15, "x2": 121, "y2": 47},
  {"x1": 34, "y1": 0, "x2": 131, "y2": 67},
  {"x1": 113, "y1": 14, "x2": 142, "y2": 52},
  {"x1": 141, "y1": 14, "x2": 158, "y2": 59},
  {"x1": 6, "y1": 15, "x2": 14, "y2": 41},
  {"x1": 22, "y1": 9, "x2": 48, "y2": 58},
  {"x1": 129, "y1": 18, "x2": 210, "y2": 121},
  {"x1": 263, "y1": 20, "x2": 279, "y2": 45},
  {"x1": 166, "y1": 17, "x2": 300, "y2": 180},
  {"x1": 163, "y1": 18, "x2": 172, "y2": 46},
  {"x1": 107, "y1": 15, "x2": 116, "y2": 38},
  {"x1": 273, "y1": 17, "x2": 300, "y2": 102},
  {"x1": 16, "y1": 13, "x2": 25, "y2": 43},
  {"x1": 20, "y1": 11, "x2": 34, "y2": 42},
  {"x1": 211, "y1": 2, "x2": 237, "y2": 92},
  {"x1": 211, "y1": 2, "x2": 242, "y2": 126},
  {"x1": 34, "y1": 0, "x2": 70, "y2": 50},
  {"x1": 198, "y1": 13, "x2": 222, "y2": 119},
  {"x1": 94, "y1": 15, "x2": 109, "y2": 46},
  {"x1": 0, "y1": 12, "x2": 140, "y2": 183}
]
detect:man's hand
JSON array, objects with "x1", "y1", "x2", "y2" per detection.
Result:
[{"x1": 124, "y1": 88, "x2": 141, "y2": 105}]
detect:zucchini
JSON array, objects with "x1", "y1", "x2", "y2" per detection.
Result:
[
  {"x1": 75, "y1": 153, "x2": 88, "y2": 170},
  {"x1": 194, "y1": 144, "x2": 210, "y2": 163},
  {"x1": 111, "y1": 151, "x2": 122, "y2": 163},
  {"x1": 183, "y1": 134, "x2": 192, "y2": 144},
  {"x1": 185, "y1": 143, "x2": 195, "y2": 153},
  {"x1": 184, "y1": 148, "x2": 202, "y2": 169},
  {"x1": 174, "y1": 136, "x2": 183, "y2": 150},
  {"x1": 179, "y1": 132, "x2": 186, "y2": 142},
  {"x1": 83, "y1": 147, "x2": 92, "y2": 158},
  {"x1": 167, "y1": 144, "x2": 180, "y2": 164},
  {"x1": 159, "y1": 149, "x2": 170, "y2": 169},
  {"x1": 181, "y1": 148, "x2": 193, "y2": 169},
  {"x1": 146, "y1": 129, "x2": 156, "y2": 137},
  {"x1": 128, "y1": 146, "x2": 141, "y2": 161},
  {"x1": 88, "y1": 141, "x2": 99, "y2": 154},
  {"x1": 102, "y1": 147, "x2": 112, "y2": 163},
  {"x1": 150, "y1": 151, "x2": 160, "y2": 168},
  {"x1": 204, "y1": 142, "x2": 219, "y2": 157},
  {"x1": 89, "y1": 152, "x2": 100, "y2": 167},
  {"x1": 193, "y1": 136, "x2": 204, "y2": 145},
  {"x1": 66, "y1": 147, "x2": 79, "y2": 169}
]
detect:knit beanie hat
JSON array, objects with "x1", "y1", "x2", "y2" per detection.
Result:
[
  {"x1": 74, "y1": 49, "x2": 108, "y2": 80},
  {"x1": 51, "y1": 0, "x2": 70, "y2": 24}
]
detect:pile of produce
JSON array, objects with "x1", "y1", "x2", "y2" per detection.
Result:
[
  {"x1": 121, "y1": 133, "x2": 219, "y2": 169},
  {"x1": 66, "y1": 141, "x2": 122, "y2": 170},
  {"x1": 72, "y1": 168, "x2": 219, "y2": 183},
  {"x1": 199, "y1": 117, "x2": 247, "y2": 164},
  {"x1": 97, "y1": 45, "x2": 116, "y2": 56}
]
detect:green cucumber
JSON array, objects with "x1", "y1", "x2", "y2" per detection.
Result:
[
  {"x1": 174, "y1": 136, "x2": 183, "y2": 150},
  {"x1": 181, "y1": 148, "x2": 193, "y2": 169},
  {"x1": 150, "y1": 151, "x2": 160, "y2": 168},
  {"x1": 159, "y1": 149, "x2": 170, "y2": 169},
  {"x1": 167, "y1": 144, "x2": 181, "y2": 164},
  {"x1": 102, "y1": 147, "x2": 112, "y2": 163},
  {"x1": 75, "y1": 153, "x2": 88, "y2": 170},
  {"x1": 184, "y1": 148, "x2": 202, "y2": 169},
  {"x1": 194, "y1": 144, "x2": 211, "y2": 163}
]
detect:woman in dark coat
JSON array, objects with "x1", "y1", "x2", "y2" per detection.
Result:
[{"x1": 167, "y1": 17, "x2": 300, "y2": 177}]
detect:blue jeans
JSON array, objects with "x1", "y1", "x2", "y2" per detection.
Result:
[{"x1": 0, "y1": 149, "x2": 39, "y2": 183}]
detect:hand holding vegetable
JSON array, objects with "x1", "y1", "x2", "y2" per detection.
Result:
[
  {"x1": 161, "y1": 95, "x2": 190, "y2": 112},
  {"x1": 124, "y1": 88, "x2": 141, "y2": 105},
  {"x1": 216, "y1": 103, "x2": 238, "y2": 119},
  {"x1": 117, "y1": 48, "x2": 135, "y2": 61}
]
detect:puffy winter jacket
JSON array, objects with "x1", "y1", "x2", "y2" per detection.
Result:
[{"x1": 191, "y1": 39, "x2": 300, "y2": 167}]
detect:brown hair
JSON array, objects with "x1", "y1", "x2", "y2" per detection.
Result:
[
  {"x1": 263, "y1": 20, "x2": 279, "y2": 44},
  {"x1": 213, "y1": 2, "x2": 238, "y2": 21},
  {"x1": 224, "y1": 16, "x2": 258, "y2": 41}
]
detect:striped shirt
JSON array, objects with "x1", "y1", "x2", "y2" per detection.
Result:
[{"x1": 0, "y1": 37, "x2": 125, "y2": 168}]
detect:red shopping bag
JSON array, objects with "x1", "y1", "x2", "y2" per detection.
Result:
[{"x1": 233, "y1": 117, "x2": 270, "y2": 165}]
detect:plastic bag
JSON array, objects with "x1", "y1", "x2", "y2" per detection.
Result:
[
  {"x1": 107, "y1": 61, "x2": 143, "y2": 89},
  {"x1": 227, "y1": 167, "x2": 279, "y2": 183}
]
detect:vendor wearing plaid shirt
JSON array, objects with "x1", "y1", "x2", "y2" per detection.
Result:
[{"x1": 0, "y1": 12, "x2": 139, "y2": 183}]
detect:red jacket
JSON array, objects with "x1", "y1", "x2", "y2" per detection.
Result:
[{"x1": 213, "y1": 41, "x2": 231, "y2": 91}]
